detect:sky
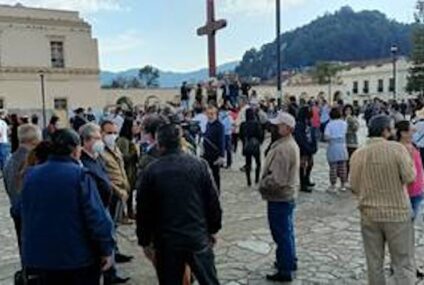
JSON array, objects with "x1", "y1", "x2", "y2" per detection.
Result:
[{"x1": 0, "y1": 0, "x2": 419, "y2": 72}]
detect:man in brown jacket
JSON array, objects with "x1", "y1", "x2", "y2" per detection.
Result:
[
  {"x1": 101, "y1": 121, "x2": 131, "y2": 219},
  {"x1": 259, "y1": 112, "x2": 300, "y2": 283},
  {"x1": 100, "y1": 120, "x2": 134, "y2": 267}
]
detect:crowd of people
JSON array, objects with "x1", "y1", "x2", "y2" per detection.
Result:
[{"x1": 3, "y1": 79, "x2": 424, "y2": 285}]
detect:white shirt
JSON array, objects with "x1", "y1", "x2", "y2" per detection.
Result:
[
  {"x1": 325, "y1": 119, "x2": 347, "y2": 139},
  {"x1": 0, "y1": 119, "x2": 8, "y2": 143},
  {"x1": 193, "y1": 113, "x2": 208, "y2": 134}
]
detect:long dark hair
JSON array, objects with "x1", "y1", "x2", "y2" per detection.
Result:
[
  {"x1": 119, "y1": 117, "x2": 134, "y2": 140},
  {"x1": 296, "y1": 106, "x2": 311, "y2": 123}
]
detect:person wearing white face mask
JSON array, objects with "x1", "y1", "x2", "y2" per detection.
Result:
[
  {"x1": 80, "y1": 123, "x2": 111, "y2": 207},
  {"x1": 80, "y1": 123, "x2": 131, "y2": 284},
  {"x1": 99, "y1": 121, "x2": 134, "y2": 270}
]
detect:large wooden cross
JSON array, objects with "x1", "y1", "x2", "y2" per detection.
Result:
[{"x1": 197, "y1": 0, "x2": 227, "y2": 78}]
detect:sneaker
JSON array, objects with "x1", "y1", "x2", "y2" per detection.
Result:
[
  {"x1": 327, "y1": 185, "x2": 337, "y2": 193},
  {"x1": 339, "y1": 186, "x2": 348, "y2": 192}
]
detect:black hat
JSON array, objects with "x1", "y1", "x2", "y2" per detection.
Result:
[{"x1": 52, "y1": 129, "x2": 81, "y2": 156}]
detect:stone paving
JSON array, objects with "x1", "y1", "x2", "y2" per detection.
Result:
[{"x1": 2, "y1": 124, "x2": 424, "y2": 284}]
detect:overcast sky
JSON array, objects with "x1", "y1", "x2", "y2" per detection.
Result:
[{"x1": 0, "y1": 0, "x2": 418, "y2": 71}]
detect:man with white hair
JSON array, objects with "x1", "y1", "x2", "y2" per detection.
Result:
[
  {"x1": 4, "y1": 124, "x2": 42, "y2": 243},
  {"x1": 259, "y1": 112, "x2": 300, "y2": 282}
]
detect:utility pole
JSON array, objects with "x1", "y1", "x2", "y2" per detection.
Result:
[{"x1": 276, "y1": 0, "x2": 282, "y2": 102}]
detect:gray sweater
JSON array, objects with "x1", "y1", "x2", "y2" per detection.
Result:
[{"x1": 4, "y1": 146, "x2": 29, "y2": 208}]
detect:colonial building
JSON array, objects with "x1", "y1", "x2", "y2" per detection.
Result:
[
  {"x1": 283, "y1": 57, "x2": 411, "y2": 103},
  {"x1": 0, "y1": 3, "x2": 103, "y2": 119}
]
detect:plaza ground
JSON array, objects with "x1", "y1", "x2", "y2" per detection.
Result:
[{"x1": 2, "y1": 123, "x2": 424, "y2": 285}]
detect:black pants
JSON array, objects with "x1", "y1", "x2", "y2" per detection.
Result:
[
  {"x1": 156, "y1": 246, "x2": 219, "y2": 285},
  {"x1": 300, "y1": 155, "x2": 313, "y2": 190},
  {"x1": 231, "y1": 133, "x2": 239, "y2": 153},
  {"x1": 207, "y1": 160, "x2": 221, "y2": 193},
  {"x1": 347, "y1": 147, "x2": 357, "y2": 180},
  {"x1": 25, "y1": 265, "x2": 100, "y2": 285},
  {"x1": 245, "y1": 152, "x2": 261, "y2": 186},
  {"x1": 12, "y1": 214, "x2": 22, "y2": 254}
]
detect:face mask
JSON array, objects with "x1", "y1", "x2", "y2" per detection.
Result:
[
  {"x1": 104, "y1": 134, "x2": 118, "y2": 149},
  {"x1": 92, "y1": 140, "x2": 105, "y2": 154}
]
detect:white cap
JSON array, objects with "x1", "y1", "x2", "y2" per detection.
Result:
[{"x1": 269, "y1": 111, "x2": 296, "y2": 129}]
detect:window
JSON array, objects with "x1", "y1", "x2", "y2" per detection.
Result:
[
  {"x1": 352, "y1": 81, "x2": 358, "y2": 94},
  {"x1": 54, "y1": 98, "x2": 67, "y2": 110},
  {"x1": 389, "y1": 78, "x2": 395, "y2": 92},
  {"x1": 50, "y1": 41, "x2": 65, "y2": 68},
  {"x1": 363, "y1": 80, "x2": 369, "y2": 94},
  {"x1": 378, "y1": 79, "x2": 384, "y2": 93}
]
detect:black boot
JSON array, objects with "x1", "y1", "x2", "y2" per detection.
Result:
[
  {"x1": 246, "y1": 169, "x2": 252, "y2": 187},
  {"x1": 266, "y1": 273, "x2": 293, "y2": 282},
  {"x1": 300, "y1": 168, "x2": 312, "y2": 193},
  {"x1": 255, "y1": 166, "x2": 261, "y2": 184}
]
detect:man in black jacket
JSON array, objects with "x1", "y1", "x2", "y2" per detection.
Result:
[
  {"x1": 137, "y1": 123, "x2": 222, "y2": 285},
  {"x1": 203, "y1": 106, "x2": 225, "y2": 192}
]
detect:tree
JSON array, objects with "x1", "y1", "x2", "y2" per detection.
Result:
[
  {"x1": 312, "y1": 62, "x2": 343, "y2": 84},
  {"x1": 128, "y1": 76, "x2": 142, "y2": 88},
  {"x1": 407, "y1": 1, "x2": 424, "y2": 95},
  {"x1": 235, "y1": 7, "x2": 412, "y2": 80},
  {"x1": 139, "y1": 65, "x2": 160, "y2": 88},
  {"x1": 312, "y1": 61, "x2": 344, "y2": 102},
  {"x1": 110, "y1": 76, "x2": 127, "y2": 89}
]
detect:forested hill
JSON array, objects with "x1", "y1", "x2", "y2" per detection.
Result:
[{"x1": 235, "y1": 6, "x2": 413, "y2": 80}]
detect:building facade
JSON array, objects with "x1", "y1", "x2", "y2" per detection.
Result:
[
  {"x1": 0, "y1": 4, "x2": 103, "y2": 117},
  {"x1": 283, "y1": 57, "x2": 411, "y2": 103}
]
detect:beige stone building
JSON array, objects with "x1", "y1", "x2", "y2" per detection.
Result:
[
  {"x1": 0, "y1": 3, "x2": 102, "y2": 120},
  {"x1": 283, "y1": 57, "x2": 411, "y2": 103}
]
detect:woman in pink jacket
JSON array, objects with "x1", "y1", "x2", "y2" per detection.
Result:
[{"x1": 397, "y1": 120, "x2": 423, "y2": 220}]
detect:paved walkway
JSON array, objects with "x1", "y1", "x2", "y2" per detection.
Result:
[{"x1": 2, "y1": 127, "x2": 424, "y2": 284}]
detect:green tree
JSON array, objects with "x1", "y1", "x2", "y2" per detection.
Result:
[
  {"x1": 407, "y1": 1, "x2": 424, "y2": 95},
  {"x1": 128, "y1": 76, "x2": 142, "y2": 88},
  {"x1": 312, "y1": 62, "x2": 344, "y2": 102},
  {"x1": 110, "y1": 76, "x2": 127, "y2": 89},
  {"x1": 312, "y1": 62, "x2": 343, "y2": 84},
  {"x1": 139, "y1": 65, "x2": 160, "y2": 88}
]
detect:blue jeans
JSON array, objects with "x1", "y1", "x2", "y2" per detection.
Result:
[
  {"x1": 0, "y1": 143, "x2": 10, "y2": 170},
  {"x1": 268, "y1": 201, "x2": 296, "y2": 277},
  {"x1": 410, "y1": 195, "x2": 423, "y2": 221},
  {"x1": 225, "y1": 135, "x2": 232, "y2": 167}
]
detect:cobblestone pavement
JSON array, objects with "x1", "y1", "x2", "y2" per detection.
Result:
[{"x1": 2, "y1": 125, "x2": 424, "y2": 284}]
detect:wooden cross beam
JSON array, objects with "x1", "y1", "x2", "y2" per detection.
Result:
[{"x1": 197, "y1": 0, "x2": 227, "y2": 78}]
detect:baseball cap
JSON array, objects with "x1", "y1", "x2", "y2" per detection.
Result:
[{"x1": 269, "y1": 111, "x2": 296, "y2": 129}]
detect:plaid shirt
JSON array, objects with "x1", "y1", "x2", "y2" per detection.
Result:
[{"x1": 350, "y1": 138, "x2": 416, "y2": 222}]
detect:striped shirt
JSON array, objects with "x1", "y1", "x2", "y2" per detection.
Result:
[{"x1": 350, "y1": 138, "x2": 416, "y2": 222}]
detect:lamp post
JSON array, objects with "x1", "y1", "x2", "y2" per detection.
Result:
[
  {"x1": 276, "y1": 0, "x2": 282, "y2": 103},
  {"x1": 38, "y1": 71, "x2": 47, "y2": 128},
  {"x1": 391, "y1": 44, "x2": 398, "y2": 101}
]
